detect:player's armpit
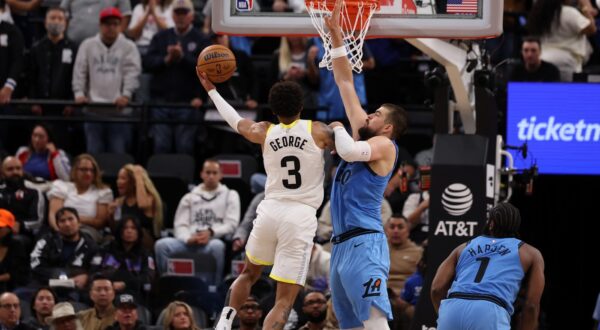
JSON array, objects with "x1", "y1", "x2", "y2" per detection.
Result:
[
  {"x1": 311, "y1": 121, "x2": 335, "y2": 150},
  {"x1": 238, "y1": 120, "x2": 270, "y2": 145}
]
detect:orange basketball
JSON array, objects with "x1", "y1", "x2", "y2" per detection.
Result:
[{"x1": 196, "y1": 45, "x2": 237, "y2": 84}]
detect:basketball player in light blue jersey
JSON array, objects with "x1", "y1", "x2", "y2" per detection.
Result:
[
  {"x1": 325, "y1": 1, "x2": 409, "y2": 328},
  {"x1": 431, "y1": 202, "x2": 545, "y2": 330}
]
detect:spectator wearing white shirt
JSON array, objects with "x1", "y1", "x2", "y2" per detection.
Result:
[
  {"x1": 154, "y1": 159, "x2": 240, "y2": 284},
  {"x1": 47, "y1": 154, "x2": 113, "y2": 242},
  {"x1": 127, "y1": 0, "x2": 174, "y2": 54},
  {"x1": 527, "y1": 0, "x2": 597, "y2": 81}
]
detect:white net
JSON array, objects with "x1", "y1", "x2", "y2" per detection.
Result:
[{"x1": 305, "y1": 0, "x2": 379, "y2": 73}]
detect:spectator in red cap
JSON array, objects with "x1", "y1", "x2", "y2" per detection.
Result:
[
  {"x1": 60, "y1": 0, "x2": 132, "y2": 45},
  {"x1": 0, "y1": 208, "x2": 30, "y2": 292},
  {"x1": 72, "y1": 6, "x2": 141, "y2": 154}
]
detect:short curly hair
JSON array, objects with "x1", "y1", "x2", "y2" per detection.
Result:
[{"x1": 268, "y1": 81, "x2": 304, "y2": 118}]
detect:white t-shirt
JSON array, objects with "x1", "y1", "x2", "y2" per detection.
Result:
[
  {"x1": 48, "y1": 180, "x2": 113, "y2": 218},
  {"x1": 128, "y1": 3, "x2": 174, "y2": 47},
  {"x1": 403, "y1": 191, "x2": 429, "y2": 229},
  {"x1": 541, "y1": 6, "x2": 593, "y2": 67}
]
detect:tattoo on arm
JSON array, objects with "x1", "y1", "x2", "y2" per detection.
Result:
[{"x1": 270, "y1": 306, "x2": 292, "y2": 330}]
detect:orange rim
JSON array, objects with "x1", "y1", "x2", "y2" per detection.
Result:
[{"x1": 305, "y1": 0, "x2": 380, "y2": 32}]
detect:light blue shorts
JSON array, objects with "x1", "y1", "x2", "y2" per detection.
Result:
[
  {"x1": 437, "y1": 298, "x2": 511, "y2": 330},
  {"x1": 330, "y1": 232, "x2": 393, "y2": 329}
]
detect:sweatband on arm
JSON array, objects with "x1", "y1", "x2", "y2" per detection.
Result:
[
  {"x1": 208, "y1": 89, "x2": 243, "y2": 133},
  {"x1": 330, "y1": 46, "x2": 348, "y2": 59},
  {"x1": 333, "y1": 126, "x2": 372, "y2": 162}
]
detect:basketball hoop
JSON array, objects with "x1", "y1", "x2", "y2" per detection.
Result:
[{"x1": 305, "y1": 0, "x2": 380, "y2": 73}]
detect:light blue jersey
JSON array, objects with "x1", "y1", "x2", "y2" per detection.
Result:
[
  {"x1": 448, "y1": 236, "x2": 525, "y2": 315},
  {"x1": 329, "y1": 143, "x2": 397, "y2": 328},
  {"x1": 330, "y1": 147, "x2": 396, "y2": 236}
]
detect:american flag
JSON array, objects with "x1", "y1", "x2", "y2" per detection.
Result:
[{"x1": 446, "y1": 0, "x2": 478, "y2": 14}]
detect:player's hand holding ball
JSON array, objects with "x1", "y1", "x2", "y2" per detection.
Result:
[
  {"x1": 197, "y1": 71, "x2": 216, "y2": 92},
  {"x1": 196, "y1": 44, "x2": 237, "y2": 87}
]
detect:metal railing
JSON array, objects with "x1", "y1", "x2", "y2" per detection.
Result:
[{"x1": 1, "y1": 99, "x2": 434, "y2": 162}]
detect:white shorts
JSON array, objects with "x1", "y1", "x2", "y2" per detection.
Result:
[{"x1": 245, "y1": 199, "x2": 317, "y2": 285}]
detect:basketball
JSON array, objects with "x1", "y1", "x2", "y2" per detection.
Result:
[{"x1": 196, "y1": 45, "x2": 237, "y2": 84}]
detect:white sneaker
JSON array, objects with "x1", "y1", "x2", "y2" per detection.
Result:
[{"x1": 214, "y1": 307, "x2": 236, "y2": 330}]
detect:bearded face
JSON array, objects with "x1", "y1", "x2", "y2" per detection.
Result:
[{"x1": 358, "y1": 126, "x2": 376, "y2": 141}]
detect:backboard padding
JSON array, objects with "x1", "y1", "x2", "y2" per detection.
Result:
[{"x1": 212, "y1": 0, "x2": 503, "y2": 39}]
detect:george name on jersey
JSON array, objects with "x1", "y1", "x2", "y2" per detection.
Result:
[{"x1": 269, "y1": 135, "x2": 308, "y2": 152}]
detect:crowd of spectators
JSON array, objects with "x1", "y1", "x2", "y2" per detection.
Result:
[{"x1": 0, "y1": 0, "x2": 599, "y2": 329}]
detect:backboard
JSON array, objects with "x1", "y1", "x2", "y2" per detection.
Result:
[{"x1": 212, "y1": 0, "x2": 503, "y2": 39}]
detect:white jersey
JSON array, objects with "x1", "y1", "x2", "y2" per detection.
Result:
[{"x1": 263, "y1": 119, "x2": 325, "y2": 209}]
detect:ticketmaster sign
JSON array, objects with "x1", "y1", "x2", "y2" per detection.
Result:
[{"x1": 507, "y1": 83, "x2": 600, "y2": 175}]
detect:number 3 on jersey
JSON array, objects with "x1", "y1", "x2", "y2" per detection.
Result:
[{"x1": 281, "y1": 156, "x2": 302, "y2": 189}]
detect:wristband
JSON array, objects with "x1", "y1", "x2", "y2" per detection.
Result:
[{"x1": 330, "y1": 46, "x2": 347, "y2": 59}]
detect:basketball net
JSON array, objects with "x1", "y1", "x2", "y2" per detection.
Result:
[{"x1": 305, "y1": 0, "x2": 380, "y2": 73}]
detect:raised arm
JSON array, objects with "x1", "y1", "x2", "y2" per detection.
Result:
[
  {"x1": 431, "y1": 244, "x2": 464, "y2": 313},
  {"x1": 324, "y1": 0, "x2": 368, "y2": 138},
  {"x1": 197, "y1": 71, "x2": 269, "y2": 144}
]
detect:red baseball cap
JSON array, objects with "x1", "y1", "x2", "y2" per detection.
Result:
[{"x1": 99, "y1": 7, "x2": 123, "y2": 22}]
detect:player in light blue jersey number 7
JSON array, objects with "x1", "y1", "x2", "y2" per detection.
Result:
[{"x1": 431, "y1": 202, "x2": 545, "y2": 330}]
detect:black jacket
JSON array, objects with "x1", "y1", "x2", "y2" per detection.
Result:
[
  {"x1": 28, "y1": 37, "x2": 77, "y2": 100},
  {"x1": 0, "y1": 178, "x2": 43, "y2": 232},
  {"x1": 0, "y1": 321, "x2": 35, "y2": 330},
  {"x1": 95, "y1": 240, "x2": 155, "y2": 298},
  {"x1": 0, "y1": 21, "x2": 24, "y2": 91},
  {"x1": 104, "y1": 320, "x2": 147, "y2": 330},
  {"x1": 0, "y1": 234, "x2": 29, "y2": 291},
  {"x1": 143, "y1": 27, "x2": 210, "y2": 102},
  {"x1": 30, "y1": 231, "x2": 98, "y2": 284},
  {"x1": 213, "y1": 48, "x2": 258, "y2": 104}
]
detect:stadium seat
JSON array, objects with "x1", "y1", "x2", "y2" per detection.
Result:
[
  {"x1": 93, "y1": 153, "x2": 135, "y2": 194},
  {"x1": 147, "y1": 153, "x2": 195, "y2": 184},
  {"x1": 137, "y1": 305, "x2": 153, "y2": 325},
  {"x1": 213, "y1": 154, "x2": 258, "y2": 215},
  {"x1": 168, "y1": 251, "x2": 218, "y2": 286},
  {"x1": 150, "y1": 175, "x2": 189, "y2": 229},
  {"x1": 93, "y1": 152, "x2": 135, "y2": 177}
]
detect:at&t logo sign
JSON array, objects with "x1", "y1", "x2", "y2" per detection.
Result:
[{"x1": 442, "y1": 183, "x2": 473, "y2": 216}]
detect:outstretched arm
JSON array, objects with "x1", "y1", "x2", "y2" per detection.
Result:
[
  {"x1": 330, "y1": 122, "x2": 395, "y2": 163},
  {"x1": 324, "y1": 0, "x2": 368, "y2": 139},
  {"x1": 197, "y1": 71, "x2": 268, "y2": 144},
  {"x1": 431, "y1": 244, "x2": 464, "y2": 313}
]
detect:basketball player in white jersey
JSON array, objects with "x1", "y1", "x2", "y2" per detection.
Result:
[{"x1": 197, "y1": 71, "x2": 334, "y2": 330}]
